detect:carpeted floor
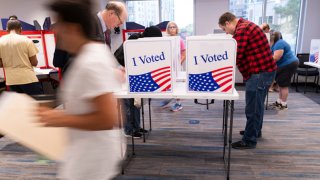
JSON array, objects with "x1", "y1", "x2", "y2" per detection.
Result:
[{"x1": 0, "y1": 85, "x2": 320, "y2": 179}]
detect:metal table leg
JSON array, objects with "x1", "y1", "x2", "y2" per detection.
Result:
[{"x1": 141, "y1": 98, "x2": 146, "y2": 143}]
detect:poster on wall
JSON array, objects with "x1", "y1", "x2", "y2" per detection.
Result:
[
  {"x1": 309, "y1": 39, "x2": 320, "y2": 64},
  {"x1": 186, "y1": 36, "x2": 237, "y2": 94},
  {"x1": 124, "y1": 37, "x2": 178, "y2": 93}
]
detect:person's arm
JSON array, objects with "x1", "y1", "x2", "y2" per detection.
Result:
[
  {"x1": 29, "y1": 55, "x2": 38, "y2": 66},
  {"x1": 273, "y1": 49, "x2": 284, "y2": 62},
  {"x1": 37, "y1": 93, "x2": 119, "y2": 131},
  {"x1": 180, "y1": 49, "x2": 186, "y2": 64}
]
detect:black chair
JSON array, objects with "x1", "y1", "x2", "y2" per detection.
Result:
[{"x1": 294, "y1": 53, "x2": 319, "y2": 93}]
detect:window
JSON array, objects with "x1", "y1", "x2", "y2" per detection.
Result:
[
  {"x1": 125, "y1": 0, "x2": 194, "y2": 38},
  {"x1": 230, "y1": 0, "x2": 301, "y2": 53}
]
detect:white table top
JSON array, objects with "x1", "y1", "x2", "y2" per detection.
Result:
[
  {"x1": 34, "y1": 67, "x2": 55, "y2": 75},
  {"x1": 114, "y1": 82, "x2": 239, "y2": 100},
  {"x1": 304, "y1": 62, "x2": 320, "y2": 69}
]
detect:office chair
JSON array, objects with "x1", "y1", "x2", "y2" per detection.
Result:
[{"x1": 294, "y1": 53, "x2": 319, "y2": 93}]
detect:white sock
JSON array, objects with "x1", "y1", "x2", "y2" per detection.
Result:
[{"x1": 281, "y1": 101, "x2": 287, "y2": 106}]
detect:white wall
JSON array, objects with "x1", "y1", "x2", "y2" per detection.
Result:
[
  {"x1": 194, "y1": 0, "x2": 229, "y2": 35},
  {"x1": 0, "y1": 0, "x2": 103, "y2": 30},
  {"x1": 297, "y1": 0, "x2": 320, "y2": 53}
]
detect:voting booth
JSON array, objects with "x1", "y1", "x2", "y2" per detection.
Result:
[
  {"x1": 310, "y1": 39, "x2": 320, "y2": 64},
  {"x1": 124, "y1": 37, "x2": 180, "y2": 93},
  {"x1": 0, "y1": 30, "x2": 56, "y2": 69},
  {"x1": 186, "y1": 36, "x2": 237, "y2": 94}
]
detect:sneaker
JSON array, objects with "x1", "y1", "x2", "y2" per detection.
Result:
[
  {"x1": 277, "y1": 104, "x2": 288, "y2": 110},
  {"x1": 139, "y1": 128, "x2": 148, "y2": 133},
  {"x1": 171, "y1": 103, "x2": 183, "y2": 112},
  {"x1": 160, "y1": 99, "x2": 172, "y2": 108},
  {"x1": 232, "y1": 140, "x2": 256, "y2": 149},
  {"x1": 125, "y1": 131, "x2": 142, "y2": 139},
  {"x1": 268, "y1": 101, "x2": 281, "y2": 109},
  {"x1": 239, "y1": 130, "x2": 262, "y2": 138}
]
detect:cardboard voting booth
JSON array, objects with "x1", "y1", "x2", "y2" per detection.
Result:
[
  {"x1": 0, "y1": 92, "x2": 67, "y2": 161},
  {"x1": 310, "y1": 39, "x2": 320, "y2": 64},
  {"x1": 0, "y1": 30, "x2": 56, "y2": 69},
  {"x1": 186, "y1": 36, "x2": 237, "y2": 94},
  {"x1": 124, "y1": 37, "x2": 180, "y2": 93}
]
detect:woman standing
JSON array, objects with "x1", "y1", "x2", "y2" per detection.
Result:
[
  {"x1": 269, "y1": 31, "x2": 298, "y2": 110},
  {"x1": 160, "y1": 21, "x2": 186, "y2": 112}
]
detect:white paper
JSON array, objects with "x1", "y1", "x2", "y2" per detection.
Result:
[{"x1": 0, "y1": 92, "x2": 67, "y2": 161}]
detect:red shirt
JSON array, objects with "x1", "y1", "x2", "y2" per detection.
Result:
[{"x1": 233, "y1": 18, "x2": 276, "y2": 80}]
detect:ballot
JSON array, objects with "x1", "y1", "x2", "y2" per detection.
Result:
[{"x1": 0, "y1": 92, "x2": 67, "y2": 161}]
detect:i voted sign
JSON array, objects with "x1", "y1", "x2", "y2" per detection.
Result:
[
  {"x1": 124, "y1": 38, "x2": 174, "y2": 93},
  {"x1": 310, "y1": 39, "x2": 320, "y2": 64},
  {"x1": 186, "y1": 36, "x2": 237, "y2": 93}
]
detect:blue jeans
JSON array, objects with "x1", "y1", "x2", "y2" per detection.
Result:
[
  {"x1": 242, "y1": 71, "x2": 275, "y2": 146},
  {"x1": 9, "y1": 82, "x2": 43, "y2": 95},
  {"x1": 123, "y1": 99, "x2": 141, "y2": 134}
]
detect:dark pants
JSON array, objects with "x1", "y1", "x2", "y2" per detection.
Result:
[
  {"x1": 243, "y1": 71, "x2": 276, "y2": 146},
  {"x1": 9, "y1": 82, "x2": 43, "y2": 95},
  {"x1": 123, "y1": 98, "x2": 141, "y2": 134}
]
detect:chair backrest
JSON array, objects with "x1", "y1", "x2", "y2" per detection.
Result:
[
  {"x1": 296, "y1": 53, "x2": 319, "y2": 74},
  {"x1": 297, "y1": 53, "x2": 310, "y2": 68}
]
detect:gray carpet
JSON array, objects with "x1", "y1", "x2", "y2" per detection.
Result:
[{"x1": 0, "y1": 86, "x2": 320, "y2": 179}]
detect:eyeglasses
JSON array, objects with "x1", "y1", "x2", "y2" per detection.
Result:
[
  {"x1": 168, "y1": 26, "x2": 177, "y2": 29},
  {"x1": 115, "y1": 13, "x2": 123, "y2": 26}
]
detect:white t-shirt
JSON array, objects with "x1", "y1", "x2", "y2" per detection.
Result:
[{"x1": 58, "y1": 42, "x2": 124, "y2": 180}]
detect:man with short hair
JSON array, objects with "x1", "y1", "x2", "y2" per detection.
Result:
[
  {"x1": 9, "y1": 15, "x2": 18, "y2": 20},
  {"x1": 260, "y1": 22, "x2": 270, "y2": 33},
  {"x1": 53, "y1": 1, "x2": 128, "y2": 73},
  {"x1": 218, "y1": 12, "x2": 276, "y2": 149},
  {"x1": 0, "y1": 20, "x2": 42, "y2": 95},
  {"x1": 94, "y1": 1, "x2": 128, "y2": 47}
]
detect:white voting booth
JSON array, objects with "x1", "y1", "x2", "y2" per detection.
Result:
[
  {"x1": 186, "y1": 36, "x2": 237, "y2": 94},
  {"x1": 310, "y1": 39, "x2": 320, "y2": 64},
  {"x1": 124, "y1": 35, "x2": 236, "y2": 94},
  {"x1": 124, "y1": 37, "x2": 180, "y2": 93}
]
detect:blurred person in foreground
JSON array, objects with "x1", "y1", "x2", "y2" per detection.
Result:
[
  {"x1": 37, "y1": 0, "x2": 123, "y2": 179},
  {"x1": 218, "y1": 12, "x2": 276, "y2": 149},
  {"x1": 269, "y1": 31, "x2": 298, "y2": 110}
]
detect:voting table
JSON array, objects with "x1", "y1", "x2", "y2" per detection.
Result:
[
  {"x1": 115, "y1": 81, "x2": 239, "y2": 179},
  {"x1": 119, "y1": 35, "x2": 238, "y2": 179}
]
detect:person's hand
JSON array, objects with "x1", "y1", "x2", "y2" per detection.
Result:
[
  {"x1": 114, "y1": 66, "x2": 126, "y2": 83},
  {"x1": 37, "y1": 106, "x2": 64, "y2": 127}
]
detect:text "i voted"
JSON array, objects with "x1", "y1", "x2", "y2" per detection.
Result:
[
  {"x1": 193, "y1": 51, "x2": 229, "y2": 65},
  {"x1": 132, "y1": 52, "x2": 166, "y2": 66}
]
